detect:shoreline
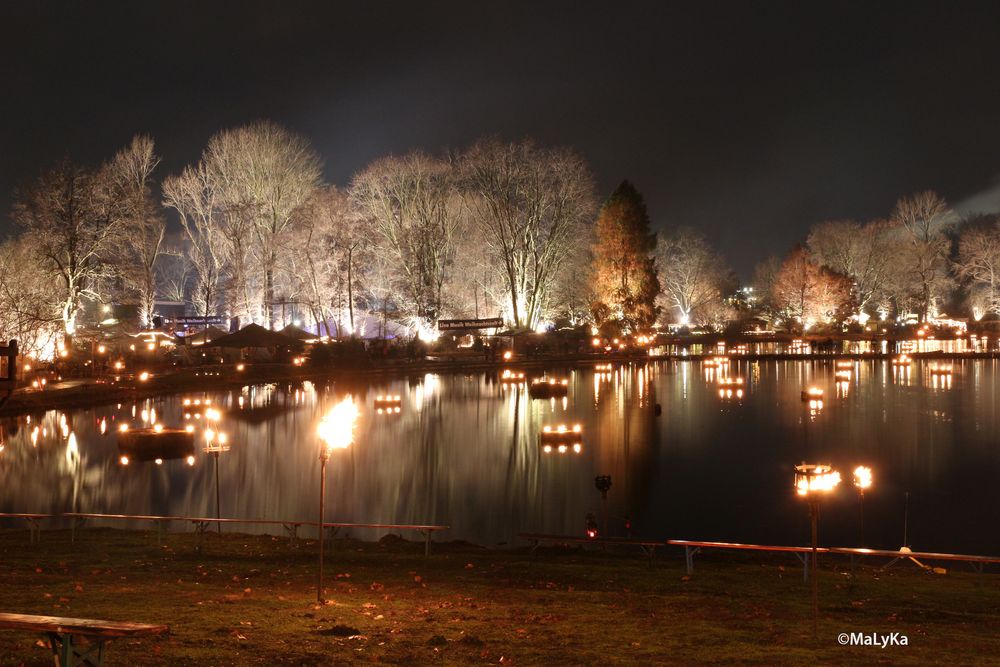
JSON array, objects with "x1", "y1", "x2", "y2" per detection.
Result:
[
  {"x1": 1, "y1": 528, "x2": 998, "y2": 665},
  {"x1": 3, "y1": 349, "x2": 998, "y2": 417}
]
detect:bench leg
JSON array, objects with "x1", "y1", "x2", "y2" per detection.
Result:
[
  {"x1": 194, "y1": 520, "x2": 210, "y2": 552},
  {"x1": 684, "y1": 546, "x2": 700, "y2": 575},
  {"x1": 795, "y1": 552, "x2": 809, "y2": 583},
  {"x1": 71, "y1": 517, "x2": 86, "y2": 543},
  {"x1": 47, "y1": 632, "x2": 105, "y2": 666},
  {"x1": 419, "y1": 530, "x2": 432, "y2": 557}
]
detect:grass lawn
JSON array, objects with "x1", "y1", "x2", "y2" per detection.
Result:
[{"x1": 1, "y1": 528, "x2": 999, "y2": 665}]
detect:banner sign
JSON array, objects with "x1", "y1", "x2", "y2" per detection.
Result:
[
  {"x1": 174, "y1": 316, "x2": 227, "y2": 326},
  {"x1": 438, "y1": 317, "x2": 504, "y2": 331}
]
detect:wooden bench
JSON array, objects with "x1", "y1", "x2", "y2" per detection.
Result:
[
  {"x1": 0, "y1": 513, "x2": 55, "y2": 544},
  {"x1": 0, "y1": 612, "x2": 168, "y2": 666},
  {"x1": 519, "y1": 532, "x2": 665, "y2": 566},
  {"x1": 668, "y1": 539, "x2": 826, "y2": 581},
  {"x1": 828, "y1": 546, "x2": 1000, "y2": 575}
]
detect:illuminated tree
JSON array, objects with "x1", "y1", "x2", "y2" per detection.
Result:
[
  {"x1": 13, "y1": 159, "x2": 123, "y2": 341},
  {"x1": 770, "y1": 246, "x2": 852, "y2": 330},
  {"x1": 888, "y1": 191, "x2": 955, "y2": 321},
  {"x1": 656, "y1": 228, "x2": 729, "y2": 327},
  {"x1": 807, "y1": 218, "x2": 893, "y2": 319},
  {"x1": 459, "y1": 138, "x2": 595, "y2": 330},
  {"x1": 290, "y1": 185, "x2": 369, "y2": 336},
  {"x1": 203, "y1": 121, "x2": 322, "y2": 328},
  {"x1": 0, "y1": 236, "x2": 62, "y2": 358},
  {"x1": 351, "y1": 151, "x2": 461, "y2": 335},
  {"x1": 955, "y1": 220, "x2": 1000, "y2": 318},
  {"x1": 589, "y1": 181, "x2": 659, "y2": 331},
  {"x1": 163, "y1": 164, "x2": 227, "y2": 321},
  {"x1": 108, "y1": 135, "x2": 165, "y2": 328}
]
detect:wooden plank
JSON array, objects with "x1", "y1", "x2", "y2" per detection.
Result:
[
  {"x1": 668, "y1": 540, "x2": 827, "y2": 554},
  {"x1": 0, "y1": 613, "x2": 168, "y2": 638},
  {"x1": 829, "y1": 547, "x2": 1000, "y2": 564}
]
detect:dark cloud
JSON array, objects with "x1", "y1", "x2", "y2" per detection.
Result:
[{"x1": 3, "y1": 0, "x2": 1000, "y2": 275}]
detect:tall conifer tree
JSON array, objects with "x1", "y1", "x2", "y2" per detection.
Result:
[{"x1": 591, "y1": 181, "x2": 660, "y2": 331}]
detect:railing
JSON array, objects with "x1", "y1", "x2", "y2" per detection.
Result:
[{"x1": 0, "y1": 512, "x2": 449, "y2": 557}]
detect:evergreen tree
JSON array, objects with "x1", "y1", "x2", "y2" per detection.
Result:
[{"x1": 590, "y1": 181, "x2": 660, "y2": 331}]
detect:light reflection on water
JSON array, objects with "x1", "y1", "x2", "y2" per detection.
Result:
[{"x1": 2, "y1": 359, "x2": 1000, "y2": 553}]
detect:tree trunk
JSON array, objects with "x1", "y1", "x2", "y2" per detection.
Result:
[{"x1": 347, "y1": 247, "x2": 355, "y2": 335}]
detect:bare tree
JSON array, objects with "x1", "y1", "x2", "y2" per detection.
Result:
[
  {"x1": 362, "y1": 250, "x2": 401, "y2": 338},
  {"x1": 108, "y1": 136, "x2": 165, "y2": 327},
  {"x1": 955, "y1": 220, "x2": 1000, "y2": 318},
  {"x1": 807, "y1": 218, "x2": 893, "y2": 319},
  {"x1": 163, "y1": 164, "x2": 227, "y2": 322},
  {"x1": 656, "y1": 228, "x2": 729, "y2": 326},
  {"x1": 13, "y1": 159, "x2": 124, "y2": 341},
  {"x1": 155, "y1": 242, "x2": 193, "y2": 305},
  {"x1": 890, "y1": 191, "x2": 955, "y2": 321},
  {"x1": 286, "y1": 186, "x2": 368, "y2": 336},
  {"x1": 770, "y1": 246, "x2": 852, "y2": 331},
  {"x1": 351, "y1": 151, "x2": 461, "y2": 335},
  {"x1": 0, "y1": 236, "x2": 63, "y2": 358},
  {"x1": 459, "y1": 138, "x2": 595, "y2": 330},
  {"x1": 203, "y1": 121, "x2": 322, "y2": 327}
]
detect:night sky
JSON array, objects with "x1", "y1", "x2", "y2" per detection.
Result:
[{"x1": 3, "y1": 0, "x2": 1000, "y2": 276}]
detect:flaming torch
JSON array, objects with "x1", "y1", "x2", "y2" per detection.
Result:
[
  {"x1": 794, "y1": 463, "x2": 841, "y2": 634},
  {"x1": 315, "y1": 396, "x2": 358, "y2": 602},
  {"x1": 853, "y1": 465, "x2": 873, "y2": 547}
]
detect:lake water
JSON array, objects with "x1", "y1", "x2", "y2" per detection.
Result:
[{"x1": 2, "y1": 358, "x2": 999, "y2": 554}]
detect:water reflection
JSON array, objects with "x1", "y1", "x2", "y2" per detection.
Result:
[{"x1": 2, "y1": 360, "x2": 1000, "y2": 552}]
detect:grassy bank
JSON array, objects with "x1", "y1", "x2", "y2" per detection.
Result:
[{"x1": 1, "y1": 529, "x2": 998, "y2": 665}]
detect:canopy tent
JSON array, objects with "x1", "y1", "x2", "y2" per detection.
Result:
[
  {"x1": 279, "y1": 324, "x2": 318, "y2": 342},
  {"x1": 208, "y1": 324, "x2": 303, "y2": 349},
  {"x1": 182, "y1": 326, "x2": 228, "y2": 346}
]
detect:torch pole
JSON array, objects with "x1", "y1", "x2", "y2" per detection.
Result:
[
  {"x1": 214, "y1": 452, "x2": 221, "y2": 533},
  {"x1": 810, "y1": 499, "x2": 819, "y2": 636},
  {"x1": 858, "y1": 490, "x2": 865, "y2": 548},
  {"x1": 317, "y1": 456, "x2": 327, "y2": 603}
]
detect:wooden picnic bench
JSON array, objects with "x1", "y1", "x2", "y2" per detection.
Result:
[
  {"x1": 519, "y1": 532, "x2": 665, "y2": 566},
  {"x1": 668, "y1": 539, "x2": 826, "y2": 581},
  {"x1": 0, "y1": 512, "x2": 55, "y2": 544},
  {"x1": 0, "y1": 612, "x2": 168, "y2": 666},
  {"x1": 829, "y1": 546, "x2": 1000, "y2": 575}
]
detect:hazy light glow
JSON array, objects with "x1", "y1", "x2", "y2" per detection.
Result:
[
  {"x1": 854, "y1": 465, "x2": 873, "y2": 490},
  {"x1": 317, "y1": 396, "x2": 359, "y2": 457}
]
